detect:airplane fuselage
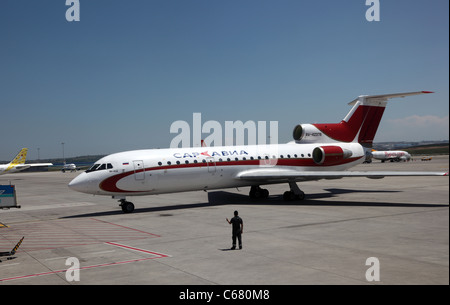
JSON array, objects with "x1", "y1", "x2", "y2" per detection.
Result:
[
  {"x1": 68, "y1": 91, "x2": 446, "y2": 213},
  {"x1": 69, "y1": 142, "x2": 365, "y2": 197},
  {"x1": 371, "y1": 150, "x2": 411, "y2": 162}
]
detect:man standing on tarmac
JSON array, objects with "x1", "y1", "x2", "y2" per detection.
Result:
[{"x1": 226, "y1": 211, "x2": 243, "y2": 250}]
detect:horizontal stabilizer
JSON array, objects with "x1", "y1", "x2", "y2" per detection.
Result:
[{"x1": 348, "y1": 91, "x2": 433, "y2": 106}]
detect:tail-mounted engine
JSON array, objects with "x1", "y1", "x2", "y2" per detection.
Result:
[
  {"x1": 312, "y1": 146, "x2": 353, "y2": 166},
  {"x1": 293, "y1": 124, "x2": 330, "y2": 143}
]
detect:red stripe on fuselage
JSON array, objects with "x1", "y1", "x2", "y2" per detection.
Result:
[{"x1": 99, "y1": 157, "x2": 362, "y2": 193}]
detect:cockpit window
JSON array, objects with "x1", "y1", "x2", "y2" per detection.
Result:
[{"x1": 86, "y1": 163, "x2": 114, "y2": 173}]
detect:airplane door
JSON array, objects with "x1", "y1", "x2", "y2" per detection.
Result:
[
  {"x1": 206, "y1": 157, "x2": 216, "y2": 174},
  {"x1": 133, "y1": 160, "x2": 145, "y2": 180}
]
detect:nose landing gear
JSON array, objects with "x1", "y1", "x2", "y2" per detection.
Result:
[{"x1": 118, "y1": 198, "x2": 135, "y2": 213}]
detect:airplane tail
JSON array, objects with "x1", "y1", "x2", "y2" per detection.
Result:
[
  {"x1": 10, "y1": 237, "x2": 24, "y2": 255},
  {"x1": 311, "y1": 91, "x2": 433, "y2": 148},
  {"x1": 9, "y1": 148, "x2": 28, "y2": 165}
]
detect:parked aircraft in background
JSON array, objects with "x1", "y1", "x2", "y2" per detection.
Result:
[
  {"x1": 370, "y1": 149, "x2": 411, "y2": 162},
  {"x1": 69, "y1": 91, "x2": 448, "y2": 213},
  {"x1": 62, "y1": 162, "x2": 77, "y2": 173},
  {"x1": 0, "y1": 148, "x2": 53, "y2": 175}
]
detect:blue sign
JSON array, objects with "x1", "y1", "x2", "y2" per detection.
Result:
[{"x1": 0, "y1": 185, "x2": 19, "y2": 208}]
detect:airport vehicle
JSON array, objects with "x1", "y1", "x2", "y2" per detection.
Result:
[
  {"x1": 421, "y1": 156, "x2": 432, "y2": 161},
  {"x1": 0, "y1": 237, "x2": 24, "y2": 262},
  {"x1": 0, "y1": 148, "x2": 53, "y2": 175},
  {"x1": 69, "y1": 91, "x2": 448, "y2": 213},
  {"x1": 370, "y1": 150, "x2": 411, "y2": 162}
]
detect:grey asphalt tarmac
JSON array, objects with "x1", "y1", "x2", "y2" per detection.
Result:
[{"x1": 0, "y1": 156, "x2": 448, "y2": 285}]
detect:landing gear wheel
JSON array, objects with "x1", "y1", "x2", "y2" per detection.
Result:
[
  {"x1": 249, "y1": 186, "x2": 269, "y2": 199},
  {"x1": 283, "y1": 190, "x2": 305, "y2": 201},
  {"x1": 283, "y1": 191, "x2": 295, "y2": 201},
  {"x1": 120, "y1": 201, "x2": 135, "y2": 213},
  {"x1": 296, "y1": 191, "x2": 305, "y2": 200}
]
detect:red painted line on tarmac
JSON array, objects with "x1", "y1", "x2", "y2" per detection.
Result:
[
  {"x1": 0, "y1": 243, "x2": 169, "y2": 283},
  {"x1": 105, "y1": 242, "x2": 169, "y2": 257},
  {"x1": 91, "y1": 218, "x2": 161, "y2": 238}
]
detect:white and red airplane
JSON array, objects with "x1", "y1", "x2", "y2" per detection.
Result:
[
  {"x1": 370, "y1": 150, "x2": 411, "y2": 162},
  {"x1": 69, "y1": 91, "x2": 448, "y2": 213}
]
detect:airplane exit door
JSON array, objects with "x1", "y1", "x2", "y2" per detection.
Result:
[{"x1": 133, "y1": 160, "x2": 145, "y2": 180}]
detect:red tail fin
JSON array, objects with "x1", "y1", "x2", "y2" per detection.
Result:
[{"x1": 313, "y1": 91, "x2": 432, "y2": 147}]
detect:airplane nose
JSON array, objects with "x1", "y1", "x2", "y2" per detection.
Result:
[{"x1": 68, "y1": 173, "x2": 91, "y2": 194}]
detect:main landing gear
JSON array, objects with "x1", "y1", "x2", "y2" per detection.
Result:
[
  {"x1": 249, "y1": 186, "x2": 269, "y2": 199},
  {"x1": 283, "y1": 181, "x2": 305, "y2": 201},
  {"x1": 249, "y1": 181, "x2": 306, "y2": 201},
  {"x1": 118, "y1": 198, "x2": 135, "y2": 213}
]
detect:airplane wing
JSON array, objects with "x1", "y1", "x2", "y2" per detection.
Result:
[
  {"x1": 235, "y1": 168, "x2": 448, "y2": 183},
  {"x1": 27, "y1": 163, "x2": 53, "y2": 167},
  {"x1": 13, "y1": 165, "x2": 31, "y2": 171},
  {"x1": 14, "y1": 163, "x2": 53, "y2": 170}
]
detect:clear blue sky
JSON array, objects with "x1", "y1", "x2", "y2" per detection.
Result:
[{"x1": 1, "y1": 0, "x2": 448, "y2": 160}]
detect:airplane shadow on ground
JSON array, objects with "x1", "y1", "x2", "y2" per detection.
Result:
[{"x1": 61, "y1": 188, "x2": 448, "y2": 219}]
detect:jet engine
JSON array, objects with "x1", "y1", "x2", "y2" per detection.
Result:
[
  {"x1": 293, "y1": 124, "x2": 306, "y2": 141},
  {"x1": 312, "y1": 146, "x2": 353, "y2": 166},
  {"x1": 292, "y1": 124, "x2": 325, "y2": 143}
]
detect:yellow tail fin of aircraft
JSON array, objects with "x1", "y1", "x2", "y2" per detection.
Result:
[{"x1": 0, "y1": 148, "x2": 53, "y2": 175}]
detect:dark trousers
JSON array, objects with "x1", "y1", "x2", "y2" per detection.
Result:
[{"x1": 232, "y1": 232, "x2": 242, "y2": 248}]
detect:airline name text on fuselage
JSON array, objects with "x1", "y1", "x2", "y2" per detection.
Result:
[{"x1": 173, "y1": 150, "x2": 249, "y2": 159}]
